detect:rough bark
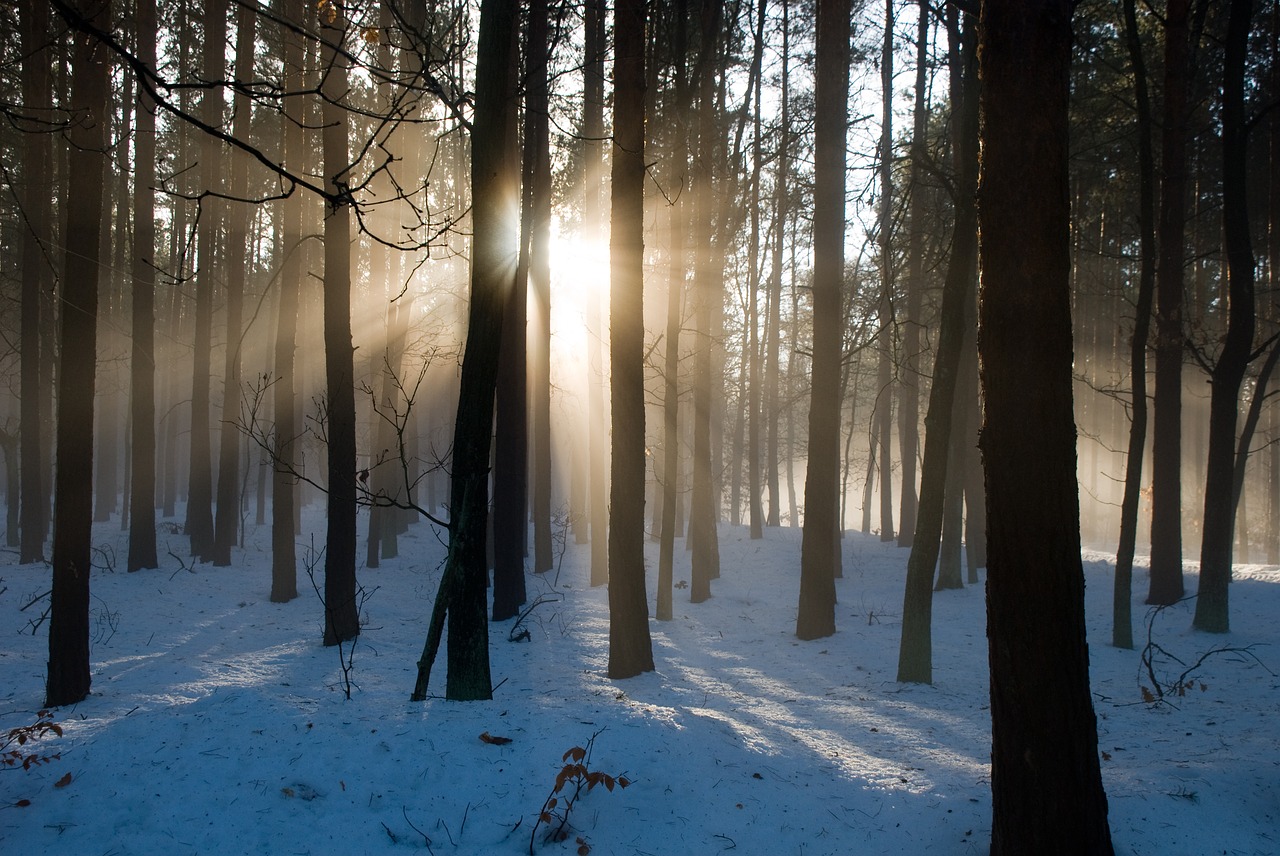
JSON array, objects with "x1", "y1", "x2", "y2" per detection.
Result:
[
  {"x1": 46, "y1": 0, "x2": 112, "y2": 708},
  {"x1": 411, "y1": 0, "x2": 517, "y2": 701},
  {"x1": 978, "y1": 2, "x2": 1114, "y2": 851},
  {"x1": 1194, "y1": 0, "x2": 1255, "y2": 634},
  {"x1": 320, "y1": 7, "x2": 360, "y2": 647},
  {"x1": 796, "y1": 0, "x2": 850, "y2": 641},
  {"x1": 607, "y1": 0, "x2": 656, "y2": 680}
]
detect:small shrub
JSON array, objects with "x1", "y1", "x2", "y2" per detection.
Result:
[
  {"x1": 529, "y1": 731, "x2": 631, "y2": 854},
  {"x1": 2, "y1": 710, "x2": 63, "y2": 772}
]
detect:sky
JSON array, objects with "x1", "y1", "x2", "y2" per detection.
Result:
[{"x1": 2, "y1": 508, "x2": 1277, "y2": 855}]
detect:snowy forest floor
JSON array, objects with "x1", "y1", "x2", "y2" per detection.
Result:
[{"x1": 2, "y1": 509, "x2": 1278, "y2": 855}]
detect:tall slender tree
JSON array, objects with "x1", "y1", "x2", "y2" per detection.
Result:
[
  {"x1": 977, "y1": 0, "x2": 1114, "y2": 850},
  {"x1": 127, "y1": 0, "x2": 159, "y2": 572},
  {"x1": 1113, "y1": 0, "x2": 1158, "y2": 648},
  {"x1": 185, "y1": 0, "x2": 227, "y2": 562},
  {"x1": 46, "y1": 0, "x2": 112, "y2": 708},
  {"x1": 411, "y1": 0, "x2": 518, "y2": 701},
  {"x1": 211, "y1": 2, "x2": 257, "y2": 567},
  {"x1": 584, "y1": 0, "x2": 609, "y2": 588},
  {"x1": 607, "y1": 0, "x2": 656, "y2": 679},
  {"x1": 1148, "y1": 0, "x2": 1192, "y2": 606},
  {"x1": 270, "y1": 0, "x2": 306, "y2": 604},
  {"x1": 20, "y1": 0, "x2": 54, "y2": 565},
  {"x1": 874, "y1": 0, "x2": 895, "y2": 543},
  {"x1": 1194, "y1": 0, "x2": 1256, "y2": 634},
  {"x1": 320, "y1": 2, "x2": 360, "y2": 646},
  {"x1": 796, "y1": 0, "x2": 851, "y2": 641}
]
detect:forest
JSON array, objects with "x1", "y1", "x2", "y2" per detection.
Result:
[{"x1": 1, "y1": 0, "x2": 1276, "y2": 854}]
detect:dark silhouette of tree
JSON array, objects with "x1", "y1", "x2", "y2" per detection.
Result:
[
  {"x1": 607, "y1": 0, "x2": 656, "y2": 680},
  {"x1": 319, "y1": 1, "x2": 360, "y2": 647},
  {"x1": 896, "y1": 0, "x2": 929, "y2": 550},
  {"x1": 897, "y1": 2, "x2": 978, "y2": 683},
  {"x1": 527, "y1": 0, "x2": 554, "y2": 576},
  {"x1": 184, "y1": 0, "x2": 227, "y2": 563},
  {"x1": 796, "y1": 0, "x2": 851, "y2": 641},
  {"x1": 127, "y1": 0, "x2": 159, "y2": 572},
  {"x1": 1112, "y1": 0, "x2": 1158, "y2": 649},
  {"x1": 1148, "y1": 0, "x2": 1192, "y2": 606},
  {"x1": 212, "y1": 3, "x2": 257, "y2": 568},
  {"x1": 1195, "y1": 0, "x2": 1256, "y2": 634},
  {"x1": 977, "y1": 0, "x2": 1114, "y2": 851},
  {"x1": 689, "y1": 0, "x2": 724, "y2": 603},
  {"x1": 411, "y1": 0, "x2": 519, "y2": 702},
  {"x1": 584, "y1": 0, "x2": 609, "y2": 589},
  {"x1": 46, "y1": 0, "x2": 112, "y2": 709},
  {"x1": 19, "y1": 0, "x2": 53, "y2": 565},
  {"x1": 270, "y1": 0, "x2": 307, "y2": 605}
]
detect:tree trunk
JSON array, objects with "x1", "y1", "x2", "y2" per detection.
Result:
[
  {"x1": 1194, "y1": 0, "x2": 1255, "y2": 634},
  {"x1": 528, "y1": 0, "x2": 554, "y2": 575},
  {"x1": 46, "y1": 0, "x2": 112, "y2": 708},
  {"x1": 607, "y1": 0, "x2": 656, "y2": 680},
  {"x1": 875, "y1": 0, "x2": 895, "y2": 543},
  {"x1": 765, "y1": 0, "x2": 790, "y2": 530},
  {"x1": 896, "y1": 0, "x2": 928, "y2": 549},
  {"x1": 127, "y1": 0, "x2": 159, "y2": 572},
  {"x1": 978, "y1": 2, "x2": 1114, "y2": 851},
  {"x1": 584, "y1": 0, "x2": 609, "y2": 588},
  {"x1": 895, "y1": 5, "x2": 977, "y2": 684},
  {"x1": 320, "y1": 8, "x2": 360, "y2": 647},
  {"x1": 270, "y1": 0, "x2": 306, "y2": 604},
  {"x1": 212, "y1": 3, "x2": 256, "y2": 567},
  {"x1": 796, "y1": 0, "x2": 851, "y2": 641},
  {"x1": 658, "y1": 0, "x2": 692, "y2": 623},
  {"x1": 185, "y1": 0, "x2": 227, "y2": 562},
  {"x1": 411, "y1": 0, "x2": 517, "y2": 702},
  {"x1": 20, "y1": 0, "x2": 53, "y2": 564},
  {"x1": 690, "y1": 0, "x2": 724, "y2": 602},
  {"x1": 1148, "y1": 0, "x2": 1192, "y2": 606},
  {"x1": 1113, "y1": 0, "x2": 1157, "y2": 649},
  {"x1": 492, "y1": 5, "x2": 532, "y2": 620}
]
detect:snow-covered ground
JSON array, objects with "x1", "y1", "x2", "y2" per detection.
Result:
[{"x1": 2, "y1": 509, "x2": 1277, "y2": 855}]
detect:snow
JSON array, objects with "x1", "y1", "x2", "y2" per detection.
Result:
[{"x1": 2, "y1": 512, "x2": 1278, "y2": 855}]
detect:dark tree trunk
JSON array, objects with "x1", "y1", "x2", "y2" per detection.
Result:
[
  {"x1": 658, "y1": 0, "x2": 692, "y2": 623},
  {"x1": 492, "y1": 11, "x2": 531, "y2": 621},
  {"x1": 896, "y1": 0, "x2": 928, "y2": 549},
  {"x1": 320, "y1": 9, "x2": 360, "y2": 647},
  {"x1": 271, "y1": 4, "x2": 306, "y2": 605},
  {"x1": 411, "y1": 0, "x2": 517, "y2": 702},
  {"x1": 796, "y1": 0, "x2": 851, "y2": 641},
  {"x1": 607, "y1": 0, "x2": 655, "y2": 680},
  {"x1": 1148, "y1": 0, "x2": 1192, "y2": 606},
  {"x1": 875, "y1": 0, "x2": 895, "y2": 543},
  {"x1": 896, "y1": 5, "x2": 978, "y2": 684},
  {"x1": 977, "y1": 2, "x2": 1114, "y2": 852},
  {"x1": 584, "y1": 0, "x2": 609, "y2": 588},
  {"x1": 1194, "y1": 0, "x2": 1255, "y2": 634},
  {"x1": 689, "y1": 0, "x2": 724, "y2": 603},
  {"x1": 212, "y1": 4, "x2": 256, "y2": 567},
  {"x1": 528, "y1": 0, "x2": 553, "y2": 575},
  {"x1": 127, "y1": 0, "x2": 159, "y2": 572},
  {"x1": 1113, "y1": 0, "x2": 1157, "y2": 649},
  {"x1": 20, "y1": 0, "x2": 53, "y2": 564},
  {"x1": 185, "y1": 0, "x2": 227, "y2": 562},
  {"x1": 46, "y1": 0, "x2": 111, "y2": 709}
]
